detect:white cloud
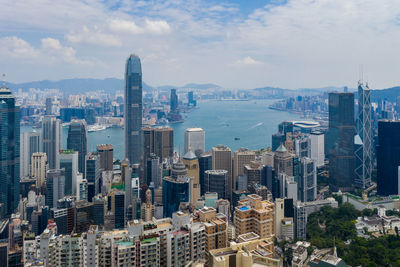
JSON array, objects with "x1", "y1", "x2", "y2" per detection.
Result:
[
  {"x1": 234, "y1": 57, "x2": 263, "y2": 66},
  {"x1": 65, "y1": 26, "x2": 121, "y2": 47},
  {"x1": 108, "y1": 19, "x2": 171, "y2": 35},
  {"x1": 3, "y1": 0, "x2": 400, "y2": 89},
  {"x1": 144, "y1": 19, "x2": 171, "y2": 34},
  {"x1": 0, "y1": 36, "x2": 38, "y2": 58},
  {"x1": 109, "y1": 19, "x2": 144, "y2": 34}
]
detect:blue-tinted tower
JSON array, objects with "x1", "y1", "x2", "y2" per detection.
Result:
[
  {"x1": 0, "y1": 82, "x2": 20, "y2": 217},
  {"x1": 124, "y1": 55, "x2": 143, "y2": 164}
]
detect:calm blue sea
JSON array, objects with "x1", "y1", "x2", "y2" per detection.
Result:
[{"x1": 21, "y1": 99, "x2": 302, "y2": 160}]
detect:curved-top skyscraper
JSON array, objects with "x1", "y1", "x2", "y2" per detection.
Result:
[{"x1": 124, "y1": 54, "x2": 143, "y2": 164}]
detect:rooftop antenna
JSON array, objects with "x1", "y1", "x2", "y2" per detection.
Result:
[
  {"x1": 359, "y1": 65, "x2": 364, "y2": 84},
  {"x1": 1, "y1": 74, "x2": 5, "y2": 87}
]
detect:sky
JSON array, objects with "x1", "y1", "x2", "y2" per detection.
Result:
[{"x1": 1, "y1": 0, "x2": 400, "y2": 89}]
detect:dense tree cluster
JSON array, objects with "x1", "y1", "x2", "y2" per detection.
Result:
[{"x1": 306, "y1": 202, "x2": 400, "y2": 266}]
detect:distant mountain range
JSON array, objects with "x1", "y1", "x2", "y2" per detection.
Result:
[{"x1": 5, "y1": 78, "x2": 400, "y2": 101}]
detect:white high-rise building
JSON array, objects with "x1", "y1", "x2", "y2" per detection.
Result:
[
  {"x1": 310, "y1": 131, "x2": 325, "y2": 167},
  {"x1": 184, "y1": 128, "x2": 205, "y2": 155},
  {"x1": 31, "y1": 152, "x2": 48, "y2": 189},
  {"x1": 20, "y1": 131, "x2": 41, "y2": 178}
]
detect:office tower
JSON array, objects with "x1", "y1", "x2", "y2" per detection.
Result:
[
  {"x1": 45, "y1": 169, "x2": 65, "y2": 209},
  {"x1": 294, "y1": 135, "x2": 311, "y2": 158},
  {"x1": 236, "y1": 175, "x2": 248, "y2": 191},
  {"x1": 67, "y1": 120, "x2": 88, "y2": 175},
  {"x1": 85, "y1": 153, "x2": 100, "y2": 201},
  {"x1": 377, "y1": 120, "x2": 400, "y2": 196},
  {"x1": 298, "y1": 157, "x2": 317, "y2": 202},
  {"x1": 20, "y1": 131, "x2": 40, "y2": 178},
  {"x1": 42, "y1": 115, "x2": 61, "y2": 170},
  {"x1": 327, "y1": 92, "x2": 355, "y2": 191},
  {"x1": 121, "y1": 159, "x2": 132, "y2": 211},
  {"x1": 204, "y1": 170, "x2": 228, "y2": 199},
  {"x1": 310, "y1": 131, "x2": 325, "y2": 167},
  {"x1": 355, "y1": 82, "x2": 373, "y2": 189},
  {"x1": 31, "y1": 152, "x2": 48, "y2": 189},
  {"x1": 108, "y1": 190, "x2": 125, "y2": 229},
  {"x1": 0, "y1": 82, "x2": 20, "y2": 216},
  {"x1": 278, "y1": 173, "x2": 298, "y2": 201},
  {"x1": 124, "y1": 54, "x2": 143, "y2": 164},
  {"x1": 272, "y1": 133, "x2": 286, "y2": 151},
  {"x1": 96, "y1": 144, "x2": 113, "y2": 171},
  {"x1": 198, "y1": 207, "x2": 228, "y2": 252},
  {"x1": 234, "y1": 194, "x2": 275, "y2": 239},
  {"x1": 45, "y1": 97, "x2": 53, "y2": 115},
  {"x1": 182, "y1": 150, "x2": 200, "y2": 206},
  {"x1": 233, "y1": 148, "x2": 256, "y2": 191},
  {"x1": 262, "y1": 165, "x2": 274, "y2": 192},
  {"x1": 141, "y1": 188, "x2": 155, "y2": 221},
  {"x1": 274, "y1": 144, "x2": 293, "y2": 176},
  {"x1": 59, "y1": 150, "x2": 78, "y2": 195},
  {"x1": 146, "y1": 154, "x2": 160, "y2": 187},
  {"x1": 76, "y1": 173, "x2": 88, "y2": 201},
  {"x1": 184, "y1": 128, "x2": 205, "y2": 155},
  {"x1": 244, "y1": 161, "x2": 262, "y2": 189},
  {"x1": 170, "y1": 89, "x2": 178, "y2": 112},
  {"x1": 212, "y1": 145, "x2": 232, "y2": 199},
  {"x1": 162, "y1": 159, "x2": 191, "y2": 217},
  {"x1": 142, "y1": 127, "x2": 173, "y2": 184},
  {"x1": 199, "y1": 152, "x2": 212, "y2": 195},
  {"x1": 143, "y1": 127, "x2": 174, "y2": 162}
]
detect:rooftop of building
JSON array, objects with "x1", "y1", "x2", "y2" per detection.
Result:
[{"x1": 185, "y1": 127, "x2": 204, "y2": 132}]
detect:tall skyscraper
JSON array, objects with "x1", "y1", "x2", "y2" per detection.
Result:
[
  {"x1": 0, "y1": 82, "x2": 20, "y2": 216},
  {"x1": 31, "y1": 152, "x2": 48, "y2": 190},
  {"x1": 182, "y1": 150, "x2": 200, "y2": 206},
  {"x1": 59, "y1": 150, "x2": 78, "y2": 196},
  {"x1": 310, "y1": 131, "x2": 325, "y2": 168},
  {"x1": 273, "y1": 144, "x2": 293, "y2": 176},
  {"x1": 298, "y1": 157, "x2": 317, "y2": 202},
  {"x1": 122, "y1": 159, "x2": 132, "y2": 213},
  {"x1": 170, "y1": 89, "x2": 178, "y2": 112},
  {"x1": 355, "y1": 82, "x2": 373, "y2": 189},
  {"x1": 85, "y1": 153, "x2": 100, "y2": 201},
  {"x1": 162, "y1": 159, "x2": 191, "y2": 217},
  {"x1": 42, "y1": 115, "x2": 61, "y2": 169},
  {"x1": 45, "y1": 97, "x2": 53, "y2": 115},
  {"x1": 184, "y1": 128, "x2": 205, "y2": 155},
  {"x1": 142, "y1": 127, "x2": 173, "y2": 184},
  {"x1": 67, "y1": 120, "x2": 88, "y2": 175},
  {"x1": 377, "y1": 120, "x2": 400, "y2": 196},
  {"x1": 96, "y1": 144, "x2": 114, "y2": 171},
  {"x1": 45, "y1": 169, "x2": 65, "y2": 209},
  {"x1": 199, "y1": 152, "x2": 212, "y2": 195},
  {"x1": 233, "y1": 148, "x2": 256, "y2": 191},
  {"x1": 124, "y1": 54, "x2": 143, "y2": 164},
  {"x1": 212, "y1": 145, "x2": 232, "y2": 200},
  {"x1": 327, "y1": 92, "x2": 355, "y2": 191},
  {"x1": 204, "y1": 170, "x2": 228, "y2": 199},
  {"x1": 20, "y1": 131, "x2": 41, "y2": 178}
]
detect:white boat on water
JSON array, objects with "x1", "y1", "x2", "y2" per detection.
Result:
[{"x1": 88, "y1": 124, "x2": 107, "y2": 132}]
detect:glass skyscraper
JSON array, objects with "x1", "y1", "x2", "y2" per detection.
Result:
[
  {"x1": 42, "y1": 115, "x2": 61, "y2": 169},
  {"x1": 0, "y1": 83, "x2": 20, "y2": 216},
  {"x1": 327, "y1": 92, "x2": 355, "y2": 191},
  {"x1": 67, "y1": 119, "x2": 88, "y2": 176},
  {"x1": 355, "y1": 82, "x2": 373, "y2": 189},
  {"x1": 377, "y1": 120, "x2": 400, "y2": 196},
  {"x1": 124, "y1": 55, "x2": 142, "y2": 164}
]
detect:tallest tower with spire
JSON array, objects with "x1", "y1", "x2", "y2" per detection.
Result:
[
  {"x1": 0, "y1": 75, "x2": 20, "y2": 216},
  {"x1": 124, "y1": 55, "x2": 143, "y2": 164}
]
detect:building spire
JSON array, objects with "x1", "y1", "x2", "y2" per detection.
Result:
[{"x1": 1, "y1": 74, "x2": 5, "y2": 87}]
